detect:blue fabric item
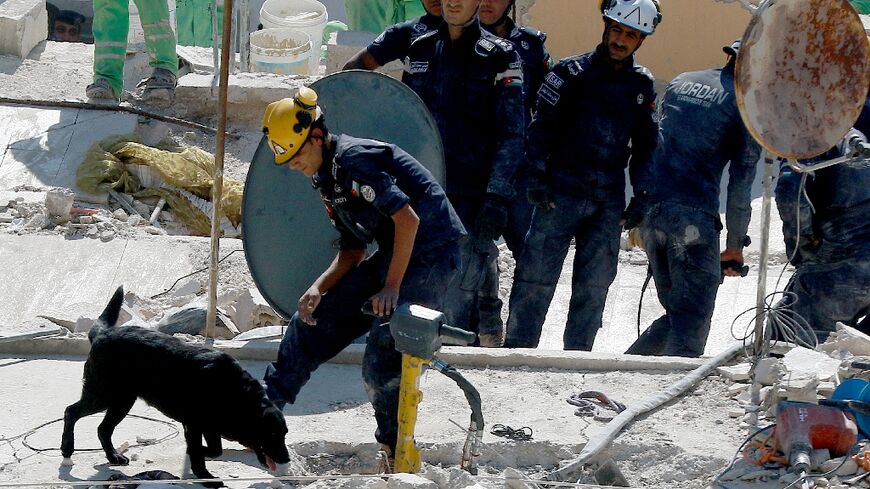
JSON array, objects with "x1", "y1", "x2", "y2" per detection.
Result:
[
  {"x1": 313, "y1": 134, "x2": 466, "y2": 257},
  {"x1": 773, "y1": 129, "x2": 870, "y2": 338},
  {"x1": 527, "y1": 44, "x2": 657, "y2": 200},
  {"x1": 624, "y1": 203, "x2": 722, "y2": 357},
  {"x1": 263, "y1": 134, "x2": 464, "y2": 450},
  {"x1": 638, "y1": 65, "x2": 761, "y2": 249},
  {"x1": 402, "y1": 20, "x2": 525, "y2": 199},
  {"x1": 505, "y1": 194, "x2": 623, "y2": 350},
  {"x1": 366, "y1": 13, "x2": 442, "y2": 66}
]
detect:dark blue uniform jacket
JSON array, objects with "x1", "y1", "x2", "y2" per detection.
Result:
[{"x1": 367, "y1": 13, "x2": 442, "y2": 66}]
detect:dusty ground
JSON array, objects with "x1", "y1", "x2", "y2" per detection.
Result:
[{"x1": 0, "y1": 356, "x2": 749, "y2": 488}]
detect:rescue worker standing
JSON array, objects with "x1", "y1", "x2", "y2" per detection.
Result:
[
  {"x1": 261, "y1": 88, "x2": 465, "y2": 461},
  {"x1": 402, "y1": 0, "x2": 525, "y2": 345},
  {"x1": 624, "y1": 40, "x2": 761, "y2": 357},
  {"x1": 773, "y1": 128, "x2": 870, "y2": 340},
  {"x1": 504, "y1": 0, "x2": 659, "y2": 350},
  {"x1": 345, "y1": 0, "x2": 427, "y2": 34},
  {"x1": 476, "y1": 0, "x2": 552, "y2": 344},
  {"x1": 87, "y1": 0, "x2": 177, "y2": 101},
  {"x1": 343, "y1": 0, "x2": 442, "y2": 70}
]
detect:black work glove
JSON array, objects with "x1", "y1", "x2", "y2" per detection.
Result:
[
  {"x1": 621, "y1": 192, "x2": 649, "y2": 230},
  {"x1": 476, "y1": 194, "x2": 509, "y2": 241},
  {"x1": 526, "y1": 169, "x2": 553, "y2": 211}
]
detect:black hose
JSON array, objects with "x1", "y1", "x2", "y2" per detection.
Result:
[{"x1": 432, "y1": 360, "x2": 484, "y2": 433}]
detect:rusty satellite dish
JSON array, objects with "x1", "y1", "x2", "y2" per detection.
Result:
[{"x1": 735, "y1": 0, "x2": 870, "y2": 159}]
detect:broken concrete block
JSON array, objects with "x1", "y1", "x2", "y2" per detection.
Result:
[
  {"x1": 0, "y1": 0, "x2": 47, "y2": 58},
  {"x1": 718, "y1": 363, "x2": 752, "y2": 382},
  {"x1": 233, "y1": 325, "x2": 286, "y2": 341},
  {"x1": 821, "y1": 456, "x2": 859, "y2": 476},
  {"x1": 113, "y1": 208, "x2": 129, "y2": 222},
  {"x1": 173, "y1": 278, "x2": 203, "y2": 298},
  {"x1": 756, "y1": 357, "x2": 783, "y2": 386},
  {"x1": 820, "y1": 324, "x2": 870, "y2": 357},
  {"x1": 594, "y1": 459, "x2": 629, "y2": 487},
  {"x1": 157, "y1": 304, "x2": 240, "y2": 339},
  {"x1": 45, "y1": 187, "x2": 74, "y2": 224},
  {"x1": 124, "y1": 291, "x2": 163, "y2": 321},
  {"x1": 728, "y1": 383, "x2": 748, "y2": 397},
  {"x1": 782, "y1": 375, "x2": 820, "y2": 403},
  {"x1": 222, "y1": 287, "x2": 282, "y2": 333},
  {"x1": 385, "y1": 473, "x2": 437, "y2": 489},
  {"x1": 74, "y1": 316, "x2": 94, "y2": 334},
  {"x1": 783, "y1": 347, "x2": 840, "y2": 382},
  {"x1": 127, "y1": 214, "x2": 144, "y2": 227}
]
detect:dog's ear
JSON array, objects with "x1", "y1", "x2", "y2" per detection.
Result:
[{"x1": 98, "y1": 286, "x2": 125, "y2": 327}]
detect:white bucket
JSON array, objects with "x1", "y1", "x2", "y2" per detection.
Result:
[
  {"x1": 128, "y1": 0, "x2": 177, "y2": 53},
  {"x1": 250, "y1": 28, "x2": 312, "y2": 75},
  {"x1": 258, "y1": 0, "x2": 327, "y2": 72}
]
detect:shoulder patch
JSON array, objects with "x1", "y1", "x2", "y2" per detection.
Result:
[
  {"x1": 544, "y1": 71, "x2": 564, "y2": 89},
  {"x1": 538, "y1": 84, "x2": 560, "y2": 106},
  {"x1": 519, "y1": 26, "x2": 547, "y2": 43},
  {"x1": 634, "y1": 65, "x2": 656, "y2": 83},
  {"x1": 477, "y1": 38, "x2": 495, "y2": 52},
  {"x1": 412, "y1": 22, "x2": 427, "y2": 33},
  {"x1": 492, "y1": 37, "x2": 513, "y2": 51},
  {"x1": 564, "y1": 58, "x2": 583, "y2": 77}
]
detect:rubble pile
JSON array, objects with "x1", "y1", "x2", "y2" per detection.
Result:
[{"x1": 715, "y1": 325, "x2": 870, "y2": 488}]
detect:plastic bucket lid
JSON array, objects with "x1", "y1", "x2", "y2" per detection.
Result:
[{"x1": 832, "y1": 378, "x2": 870, "y2": 436}]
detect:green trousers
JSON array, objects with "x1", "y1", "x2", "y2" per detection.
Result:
[
  {"x1": 176, "y1": 0, "x2": 223, "y2": 47},
  {"x1": 92, "y1": 0, "x2": 178, "y2": 95},
  {"x1": 344, "y1": 0, "x2": 426, "y2": 33},
  {"x1": 850, "y1": 0, "x2": 870, "y2": 13}
]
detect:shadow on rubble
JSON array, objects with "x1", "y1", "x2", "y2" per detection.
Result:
[{"x1": 3, "y1": 108, "x2": 80, "y2": 189}]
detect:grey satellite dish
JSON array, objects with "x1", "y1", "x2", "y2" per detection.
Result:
[
  {"x1": 242, "y1": 71, "x2": 445, "y2": 320},
  {"x1": 735, "y1": 0, "x2": 870, "y2": 159}
]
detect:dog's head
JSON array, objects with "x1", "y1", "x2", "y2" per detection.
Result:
[{"x1": 242, "y1": 400, "x2": 291, "y2": 474}]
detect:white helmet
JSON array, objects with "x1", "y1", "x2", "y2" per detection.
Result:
[{"x1": 602, "y1": 0, "x2": 662, "y2": 36}]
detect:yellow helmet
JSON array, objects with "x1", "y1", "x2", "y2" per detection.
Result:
[{"x1": 262, "y1": 87, "x2": 322, "y2": 165}]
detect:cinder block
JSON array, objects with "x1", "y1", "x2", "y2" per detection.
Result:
[{"x1": 0, "y1": 0, "x2": 48, "y2": 58}]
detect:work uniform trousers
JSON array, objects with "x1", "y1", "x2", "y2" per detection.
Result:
[
  {"x1": 773, "y1": 259, "x2": 870, "y2": 342},
  {"x1": 176, "y1": 0, "x2": 222, "y2": 47},
  {"x1": 264, "y1": 243, "x2": 459, "y2": 451},
  {"x1": 505, "y1": 193, "x2": 623, "y2": 350},
  {"x1": 625, "y1": 204, "x2": 721, "y2": 357},
  {"x1": 441, "y1": 195, "x2": 500, "y2": 340},
  {"x1": 476, "y1": 174, "x2": 534, "y2": 343},
  {"x1": 92, "y1": 0, "x2": 178, "y2": 95}
]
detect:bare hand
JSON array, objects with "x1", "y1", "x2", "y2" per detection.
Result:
[
  {"x1": 368, "y1": 286, "x2": 400, "y2": 317},
  {"x1": 297, "y1": 286, "x2": 322, "y2": 325},
  {"x1": 720, "y1": 248, "x2": 745, "y2": 277}
]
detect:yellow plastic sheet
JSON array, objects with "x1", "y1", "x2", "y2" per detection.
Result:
[{"x1": 76, "y1": 134, "x2": 244, "y2": 236}]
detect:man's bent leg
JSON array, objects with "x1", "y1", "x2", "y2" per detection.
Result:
[{"x1": 92, "y1": 0, "x2": 129, "y2": 97}]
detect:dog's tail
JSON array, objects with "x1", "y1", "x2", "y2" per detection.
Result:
[{"x1": 89, "y1": 286, "x2": 124, "y2": 342}]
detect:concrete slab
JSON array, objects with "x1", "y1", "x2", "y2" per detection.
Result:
[
  {"x1": 0, "y1": 0, "x2": 47, "y2": 58},
  {"x1": 176, "y1": 72, "x2": 311, "y2": 123},
  {"x1": 0, "y1": 234, "x2": 198, "y2": 328}
]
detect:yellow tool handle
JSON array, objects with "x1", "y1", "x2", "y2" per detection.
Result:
[{"x1": 395, "y1": 353, "x2": 425, "y2": 473}]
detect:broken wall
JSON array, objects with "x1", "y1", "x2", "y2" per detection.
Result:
[{"x1": 522, "y1": 0, "x2": 751, "y2": 83}]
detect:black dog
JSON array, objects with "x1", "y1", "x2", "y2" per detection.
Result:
[{"x1": 61, "y1": 286, "x2": 290, "y2": 487}]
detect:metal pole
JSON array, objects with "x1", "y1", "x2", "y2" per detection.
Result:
[
  {"x1": 206, "y1": 0, "x2": 234, "y2": 342},
  {"x1": 748, "y1": 152, "x2": 775, "y2": 429},
  {"x1": 239, "y1": 0, "x2": 250, "y2": 71},
  {"x1": 211, "y1": 0, "x2": 220, "y2": 89}
]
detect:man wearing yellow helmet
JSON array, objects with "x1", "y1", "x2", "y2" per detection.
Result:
[{"x1": 261, "y1": 87, "x2": 466, "y2": 459}]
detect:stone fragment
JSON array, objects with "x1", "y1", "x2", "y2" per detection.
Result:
[
  {"x1": 113, "y1": 209, "x2": 129, "y2": 222},
  {"x1": 755, "y1": 357, "x2": 783, "y2": 386},
  {"x1": 0, "y1": 0, "x2": 47, "y2": 58},
  {"x1": 718, "y1": 363, "x2": 752, "y2": 382},
  {"x1": 45, "y1": 187, "x2": 75, "y2": 223},
  {"x1": 783, "y1": 347, "x2": 840, "y2": 382}
]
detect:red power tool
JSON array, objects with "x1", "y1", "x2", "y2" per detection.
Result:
[{"x1": 775, "y1": 401, "x2": 858, "y2": 474}]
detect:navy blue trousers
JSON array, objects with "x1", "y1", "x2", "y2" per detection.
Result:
[
  {"x1": 264, "y1": 243, "x2": 460, "y2": 451},
  {"x1": 505, "y1": 194, "x2": 623, "y2": 350}
]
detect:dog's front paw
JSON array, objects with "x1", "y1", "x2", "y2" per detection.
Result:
[{"x1": 107, "y1": 452, "x2": 129, "y2": 465}]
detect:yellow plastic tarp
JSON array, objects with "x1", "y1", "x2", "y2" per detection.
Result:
[{"x1": 76, "y1": 134, "x2": 243, "y2": 236}]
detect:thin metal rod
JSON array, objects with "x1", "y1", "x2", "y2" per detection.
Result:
[
  {"x1": 0, "y1": 96, "x2": 218, "y2": 134},
  {"x1": 211, "y1": 0, "x2": 220, "y2": 89},
  {"x1": 748, "y1": 152, "x2": 775, "y2": 429},
  {"x1": 206, "y1": 0, "x2": 234, "y2": 342}
]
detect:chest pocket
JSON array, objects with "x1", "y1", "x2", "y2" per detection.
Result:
[{"x1": 332, "y1": 185, "x2": 388, "y2": 244}]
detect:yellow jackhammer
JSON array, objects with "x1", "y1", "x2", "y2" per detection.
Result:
[{"x1": 363, "y1": 303, "x2": 483, "y2": 474}]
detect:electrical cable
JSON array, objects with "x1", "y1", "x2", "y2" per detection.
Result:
[
  {"x1": 489, "y1": 423, "x2": 533, "y2": 441},
  {"x1": 150, "y1": 249, "x2": 243, "y2": 299},
  {"x1": 714, "y1": 424, "x2": 776, "y2": 483}
]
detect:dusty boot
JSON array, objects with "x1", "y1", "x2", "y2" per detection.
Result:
[
  {"x1": 86, "y1": 78, "x2": 119, "y2": 102},
  {"x1": 478, "y1": 332, "x2": 504, "y2": 348},
  {"x1": 376, "y1": 444, "x2": 394, "y2": 474},
  {"x1": 139, "y1": 68, "x2": 176, "y2": 104}
]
